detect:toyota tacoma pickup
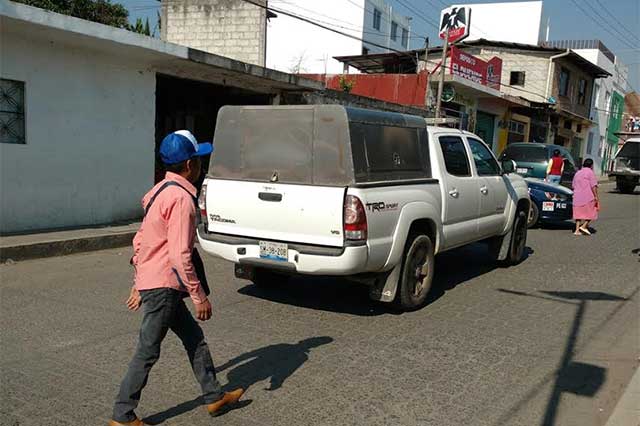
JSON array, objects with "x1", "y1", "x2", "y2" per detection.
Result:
[{"x1": 197, "y1": 105, "x2": 530, "y2": 311}]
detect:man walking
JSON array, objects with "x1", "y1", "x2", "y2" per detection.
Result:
[{"x1": 110, "y1": 130, "x2": 244, "y2": 426}]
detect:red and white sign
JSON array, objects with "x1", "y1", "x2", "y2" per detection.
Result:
[
  {"x1": 449, "y1": 46, "x2": 502, "y2": 90},
  {"x1": 439, "y1": 6, "x2": 471, "y2": 43}
]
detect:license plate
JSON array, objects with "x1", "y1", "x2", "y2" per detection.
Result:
[
  {"x1": 556, "y1": 203, "x2": 567, "y2": 209},
  {"x1": 517, "y1": 167, "x2": 528, "y2": 174},
  {"x1": 259, "y1": 241, "x2": 288, "y2": 261},
  {"x1": 542, "y1": 202, "x2": 555, "y2": 212}
]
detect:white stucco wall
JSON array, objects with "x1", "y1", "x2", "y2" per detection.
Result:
[
  {"x1": 0, "y1": 27, "x2": 155, "y2": 233},
  {"x1": 453, "y1": 1, "x2": 543, "y2": 45}
]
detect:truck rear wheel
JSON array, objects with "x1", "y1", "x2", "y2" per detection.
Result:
[
  {"x1": 505, "y1": 210, "x2": 528, "y2": 265},
  {"x1": 394, "y1": 234, "x2": 435, "y2": 311}
]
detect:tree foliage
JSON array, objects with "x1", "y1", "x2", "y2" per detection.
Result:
[{"x1": 15, "y1": 0, "x2": 139, "y2": 31}]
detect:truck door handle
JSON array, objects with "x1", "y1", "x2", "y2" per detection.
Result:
[
  {"x1": 258, "y1": 192, "x2": 283, "y2": 202},
  {"x1": 480, "y1": 186, "x2": 489, "y2": 195},
  {"x1": 448, "y1": 189, "x2": 459, "y2": 198}
]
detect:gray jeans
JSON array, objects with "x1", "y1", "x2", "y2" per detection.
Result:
[{"x1": 113, "y1": 288, "x2": 223, "y2": 423}]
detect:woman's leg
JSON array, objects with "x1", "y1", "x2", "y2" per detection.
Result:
[{"x1": 574, "y1": 220, "x2": 582, "y2": 235}]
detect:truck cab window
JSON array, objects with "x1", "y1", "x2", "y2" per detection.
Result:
[
  {"x1": 439, "y1": 136, "x2": 471, "y2": 177},
  {"x1": 468, "y1": 138, "x2": 501, "y2": 176}
]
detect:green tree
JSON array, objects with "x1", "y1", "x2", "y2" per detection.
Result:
[
  {"x1": 144, "y1": 17, "x2": 150, "y2": 36},
  {"x1": 16, "y1": 0, "x2": 130, "y2": 28}
]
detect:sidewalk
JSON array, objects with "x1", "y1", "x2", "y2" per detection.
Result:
[
  {"x1": 0, "y1": 222, "x2": 139, "y2": 263},
  {"x1": 605, "y1": 366, "x2": 640, "y2": 426}
]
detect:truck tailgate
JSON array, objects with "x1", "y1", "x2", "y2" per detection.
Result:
[{"x1": 205, "y1": 179, "x2": 346, "y2": 247}]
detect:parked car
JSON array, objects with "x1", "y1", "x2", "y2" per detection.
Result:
[
  {"x1": 197, "y1": 105, "x2": 531, "y2": 311},
  {"x1": 525, "y1": 178, "x2": 573, "y2": 227},
  {"x1": 609, "y1": 137, "x2": 640, "y2": 194},
  {"x1": 499, "y1": 143, "x2": 577, "y2": 187}
]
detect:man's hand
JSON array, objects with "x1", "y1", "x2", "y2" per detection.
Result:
[
  {"x1": 195, "y1": 298, "x2": 212, "y2": 321},
  {"x1": 126, "y1": 287, "x2": 142, "y2": 311}
]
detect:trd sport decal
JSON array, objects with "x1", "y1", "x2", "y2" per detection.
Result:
[{"x1": 366, "y1": 202, "x2": 399, "y2": 212}]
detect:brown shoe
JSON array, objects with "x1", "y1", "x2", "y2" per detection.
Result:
[
  {"x1": 206, "y1": 388, "x2": 245, "y2": 417},
  {"x1": 108, "y1": 419, "x2": 147, "y2": 426}
]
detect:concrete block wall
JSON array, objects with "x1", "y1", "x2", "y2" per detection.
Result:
[
  {"x1": 475, "y1": 47, "x2": 551, "y2": 104},
  {"x1": 162, "y1": 0, "x2": 267, "y2": 66}
]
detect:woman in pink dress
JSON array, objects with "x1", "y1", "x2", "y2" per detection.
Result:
[{"x1": 572, "y1": 158, "x2": 600, "y2": 235}]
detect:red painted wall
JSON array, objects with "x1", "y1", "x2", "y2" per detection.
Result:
[{"x1": 302, "y1": 72, "x2": 429, "y2": 108}]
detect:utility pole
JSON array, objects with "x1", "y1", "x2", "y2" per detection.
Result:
[
  {"x1": 422, "y1": 37, "x2": 430, "y2": 109},
  {"x1": 435, "y1": 30, "x2": 449, "y2": 120}
]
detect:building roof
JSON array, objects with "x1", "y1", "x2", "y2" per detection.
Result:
[
  {"x1": 335, "y1": 39, "x2": 612, "y2": 78},
  {"x1": 0, "y1": 1, "x2": 323, "y2": 94},
  {"x1": 544, "y1": 40, "x2": 616, "y2": 63}
]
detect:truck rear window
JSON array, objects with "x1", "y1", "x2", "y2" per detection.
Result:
[{"x1": 617, "y1": 142, "x2": 640, "y2": 159}]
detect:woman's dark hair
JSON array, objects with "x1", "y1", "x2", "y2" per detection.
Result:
[
  {"x1": 553, "y1": 149, "x2": 561, "y2": 157},
  {"x1": 583, "y1": 158, "x2": 594, "y2": 168},
  {"x1": 164, "y1": 160, "x2": 188, "y2": 174}
]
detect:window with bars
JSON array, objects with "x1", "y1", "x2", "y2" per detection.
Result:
[{"x1": 0, "y1": 79, "x2": 26, "y2": 144}]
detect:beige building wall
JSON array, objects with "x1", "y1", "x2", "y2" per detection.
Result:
[
  {"x1": 475, "y1": 48, "x2": 551, "y2": 104},
  {"x1": 162, "y1": 0, "x2": 267, "y2": 66}
]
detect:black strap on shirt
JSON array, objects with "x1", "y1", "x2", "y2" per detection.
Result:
[{"x1": 138, "y1": 180, "x2": 210, "y2": 297}]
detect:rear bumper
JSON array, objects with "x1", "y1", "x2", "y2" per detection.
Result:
[{"x1": 197, "y1": 227, "x2": 369, "y2": 275}]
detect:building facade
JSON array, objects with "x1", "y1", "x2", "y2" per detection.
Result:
[
  {"x1": 162, "y1": 0, "x2": 412, "y2": 74},
  {"x1": 0, "y1": 1, "x2": 324, "y2": 234},
  {"x1": 423, "y1": 40, "x2": 609, "y2": 155},
  {"x1": 547, "y1": 40, "x2": 630, "y2": 175}
]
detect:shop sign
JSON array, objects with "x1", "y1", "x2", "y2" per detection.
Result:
[{"x1": 449, "y1": 46, "x2": 502, "y2": 90}]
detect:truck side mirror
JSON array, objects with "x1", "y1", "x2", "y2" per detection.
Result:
[{"x1": 502, "y1": 159, "x2": 517, "y2": 174}]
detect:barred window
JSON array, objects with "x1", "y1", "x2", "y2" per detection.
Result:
[{"x1": 0, "y1": 79, "x2": 26, "y2": 144}]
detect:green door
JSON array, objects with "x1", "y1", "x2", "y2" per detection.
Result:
[{"x1": 475, "y1": 111, "x2": 496, "y2": 150}]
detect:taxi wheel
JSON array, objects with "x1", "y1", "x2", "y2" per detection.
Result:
[{"x1": 527, "y1": 203, "x2": 539, "y2": 228}]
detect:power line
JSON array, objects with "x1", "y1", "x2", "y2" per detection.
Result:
[
  {"x1": 394, "y1": 0, "x2": 440, "y2": 30},
  {"x1": 237, "y1": 0, "x2": 421, "y2": 65},
  {"x1": 581, "y1": 0, "x2": 640, "y2": 47},
  {"x1": 587, "y1": 0, "x2": 640, "y2": 44},
  {"x1": 567, "y1": 0, "x2": 637, "y2": 50}
]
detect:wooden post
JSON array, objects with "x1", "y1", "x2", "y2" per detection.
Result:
[
  {"x1": 435, "y1": 30, "x2": 450, "y2": 121},
  {"x1": 422, "y1": 37, "x2": 430, "y2": 109}
]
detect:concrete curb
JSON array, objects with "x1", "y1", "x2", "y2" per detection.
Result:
[
  {"x1": 605, "y1": 366, "x2": 640, "y2": 426},
  {"x1": 1, "y1": 226, "x2": 138, "y2": 263}
]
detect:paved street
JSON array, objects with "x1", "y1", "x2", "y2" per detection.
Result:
[{"x1": 1, "y1": 182, "x2": 638, "y2": 426}]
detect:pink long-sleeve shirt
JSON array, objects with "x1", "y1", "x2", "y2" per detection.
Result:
[{"x1": 132, "y1": 172, "x2": 207, "y2": 304}]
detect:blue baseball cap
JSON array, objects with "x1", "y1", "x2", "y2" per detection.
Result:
[{"x1": 159, "y1": 130, "x2": 214, "y2": 165}]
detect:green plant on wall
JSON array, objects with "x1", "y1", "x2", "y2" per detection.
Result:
[{"x1": 338, "y1": 75, "x2": 355, "y2": 93}]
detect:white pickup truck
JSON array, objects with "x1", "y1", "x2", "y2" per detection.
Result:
[{"x1": 197, "y1": 105, "x2": 530, "y2": 311}]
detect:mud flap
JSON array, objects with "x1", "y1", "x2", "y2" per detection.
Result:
[
  {"x1": 368, "y1": 264, "x2": 402, "y2": 303},
  {"x1": 497, "y1": 227, "x2": 513, "y2": 261}
]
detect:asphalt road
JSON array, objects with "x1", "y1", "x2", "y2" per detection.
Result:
[{"x1": 1, "y1": 182, "x2": 639, "y2": 426}]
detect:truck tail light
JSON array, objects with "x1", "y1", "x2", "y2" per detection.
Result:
[
  {"x1": 344, "y1": 195, "x2": 367, "y2": 241},
  {"x1": 198, "y1": 183, "x2": 208, "y2": 229}
]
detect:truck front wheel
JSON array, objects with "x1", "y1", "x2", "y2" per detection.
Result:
[
  {"x1": 505, "y1": 210, "x2": 528, "y2": 265},
  {"x1": 394, "y1": 234, "x2": 435, "y2": 311}
]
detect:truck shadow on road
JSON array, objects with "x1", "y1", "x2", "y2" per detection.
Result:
[
  {"x1": 143, "y1": 337, "x2": 333, "y2": 424},
  {"x1": 238, "y1": 243, "x2": 533, "y2": 315},
  {"x1": 493, "y1": 288, "x2": 637, "y2": 426},
  {"x1": 426, "y1": 243, "x2": 534, "y2": 306},
  {"x1": 238, "y1": 277, "x2": 394, "y2": 316}
]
